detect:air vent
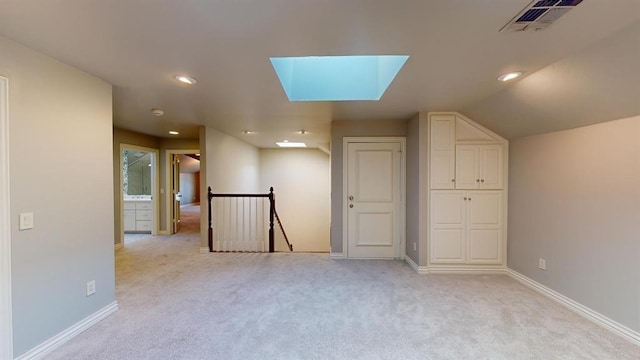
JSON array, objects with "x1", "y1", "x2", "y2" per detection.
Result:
[{"x1": 501, "y1": 0, "x2": 583, "y2": 32}]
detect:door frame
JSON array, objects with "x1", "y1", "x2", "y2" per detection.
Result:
[
  {"x1": 164, "y1": 149, "x2": 200, "y2": 235},
  {"x1": 118, "y1": 144, "x2": 160, "y2": 246},
  {"x1": 0, "y1": 76, "x2": 13, "y2": 360},
  {"x1": 342, "y1": 137, "x2": 406, "y2": 259}
]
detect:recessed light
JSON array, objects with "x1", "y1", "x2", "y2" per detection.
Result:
[
  {"x1": 297, "y1": 130, "x2": 309, "y2": 135},
  {"x1": 174, "y1": 75, "x2": 197, "y2": 85},
  {"x1": 169, "y1": 131, "x2": 179, "y2": 135},
  {"x1": 276, "y1": 141, "x2": 307, "y2": 148},
  {"x1": 497, "y1": 71, "x2": 523, "y2": 82},
  {"x1": 151, "y1": 109, "x2": 164, "y2": 117}
]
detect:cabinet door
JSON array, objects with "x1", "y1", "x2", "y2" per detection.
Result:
[
  {"x1": 123, "y1": 209, "x2": 136, "y2": 231},
  {"x1": 467, "y1": 191, "x2": 502, "y2": 264},
  {"x1": 479, "y1": 145, "x2": 503, "y2": 189},
  {"x1": 455, "y1": 145, "x2": 479, "y2": 189},
  {"x1": 430, "y1": 191, "x2": 465, "y2": 263},
  {"x1": 430, "y1": 115, "x2": 455, "y2": 189}
]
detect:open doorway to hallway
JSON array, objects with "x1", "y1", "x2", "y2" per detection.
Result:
[{"x1": 166, "y1": 150, "x2": 201, "y2": 235}]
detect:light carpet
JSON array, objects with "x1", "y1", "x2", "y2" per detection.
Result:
[{"x1": 46, "y1": 207, "x2": 639, "y2": 359}]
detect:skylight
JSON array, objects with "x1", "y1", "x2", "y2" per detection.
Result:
[{"x1": 270, "y1": 55, "x2": 409, "y2": 101}]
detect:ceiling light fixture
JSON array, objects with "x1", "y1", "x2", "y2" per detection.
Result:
[
  {"x1": 242, "y1": 130, "x2": 254, "y2": 135},
  {"x1": 297, "y1": 130, "x2": 309, "y2": 135},
  {"x1": 276, "y1": 140, "x2": 307, "y2": 148},
  {"x1": 151, "y1": 109, "x2": 164, "y2": 117},
  {"x1": 174, "y1": 75, "x2": 197, "y2": 85},
  {"x1": 169, "y1": 131, "x2": 179, "y2": 135},
  {"x1": 497, "y1": 71, "x2": 523, "y2": 82}
]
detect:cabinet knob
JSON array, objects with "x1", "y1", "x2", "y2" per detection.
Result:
[
  {"x1": 451, "y1": 179, "x2": 455, "y2": 182},
  {"x1": 464, "y1": 197, "x2": 467, "y2": 201},
  {"x1": 476, "y1": 179, "x2": 480, "y2": 183},
  {"x1": 349, "y1": 204, "x2": 354, "y2": 208},
  {"x1": 481, "y1": 179, "x2": 485, "y2": 183},
  {"x1": 468, "y1": 198, "x2": 472, "y2": 200}
]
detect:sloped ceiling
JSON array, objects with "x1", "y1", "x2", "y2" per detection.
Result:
[
  {"x1": 463, "y1": 21, "x2": 640, "y2": 139},
  {"x1": 0, "y1": 1, "x2": 638, "y2": 145}
]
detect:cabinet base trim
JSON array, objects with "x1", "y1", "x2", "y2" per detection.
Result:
[
  {"x1": 506, "y1": 268, "x2": 640, "y2": 346},
  {"x1": 404, "y1": 256, "x2": 429, "y2": 274},
  {"x1": 428, "y1": 266, "x2": 506, "y2": 274},
  {"x1": 15, "y1": 301, "x2": 118, "y2": 360}
]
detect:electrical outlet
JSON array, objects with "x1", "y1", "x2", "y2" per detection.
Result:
[
  {"x1": 86, "y1": 280, "x2": 96, "y2": 297},
  {"x1": 538, "y1": 258, "x2": 546, "y2": 270},
  {"x1": 413, "y1": 242, "x2": 417, "y2": 252}
]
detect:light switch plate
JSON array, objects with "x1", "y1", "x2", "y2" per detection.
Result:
[{"x1": 19, "y1": 212, "x2": 34, "y2": 230}]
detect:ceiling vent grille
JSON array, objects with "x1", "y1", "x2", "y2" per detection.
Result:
[{"x1": 501, "y1": 0, "x2": 583, "y2": 32}]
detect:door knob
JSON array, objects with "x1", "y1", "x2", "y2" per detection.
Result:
[{"x1": 348, "y1": 195, "x2": 354, "y2": 201}]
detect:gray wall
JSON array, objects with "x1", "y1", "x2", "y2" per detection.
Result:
[
  {"x1": 508, "y1": 115, "x2": 640, "y2": 332},
  {"x1": 1, "y1": 35, "x2": 115, "y2": 356},
  {"x1": 179, "y1": 172, "x2": 199, "y2": 205},
  {"x1": 330, "y1": 120, "x2": 408, "y2": 254},
  {"x1": 405, "y1": 115, "x2": 420, "y2": 263}
]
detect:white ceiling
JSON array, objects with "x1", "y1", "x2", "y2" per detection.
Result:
[{"x1": 0, "y1": 1, "x2": 638, "y2": 147}]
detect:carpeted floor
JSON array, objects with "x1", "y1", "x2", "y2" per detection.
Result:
[{"x1": 45, "y1": 205, "x2": 639, "y2": 359}]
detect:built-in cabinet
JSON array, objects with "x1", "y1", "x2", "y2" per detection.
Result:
[
  {"x1": 427, "y1": 112, "x2": 508, "y2": 270},
  {"x1": 124, "y1": 200, "x2": 152, "y2": 233}
]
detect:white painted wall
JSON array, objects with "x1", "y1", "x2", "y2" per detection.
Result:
[
  {"x1": 508, "y1": 115, "x2": 640, "y2": 333},
  {"x1": 205, "y1": 127, "x2": 260, "y2": 194},
  {"x1": 260, "y1": 149, "x2": 330, "y2": 252},
  {"x1": 0, "y1": 35, "x2": 115, "y2": 357}
]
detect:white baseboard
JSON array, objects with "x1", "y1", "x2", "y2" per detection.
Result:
[
  {"x1": 114, "y1": 243, "x2": 123, "y2": 251},
  {"x1": 16, "y1": 301, "x2": 118, "y2": 360},
  {"x1": 199, "y1": 247, "x2": 210, "y2": 254},
  {"x1": 506, "y1": 268, "x2": 640, "y2": 347},
  {"x1": 404, "y1": 256, "x2": 429, "y2": 274},
  {"x1": 157, "y1": 230, "x2": 170, "y2": 236},
  {"x1": 330, "y1": 252, "x2": 344, "y2": 259}
]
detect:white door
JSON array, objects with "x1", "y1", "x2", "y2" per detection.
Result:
[
  {"x1": 430, "y1": 115, "x2": 455, "y2": 189},
  {"x1": 346, "y1": 141, "x2": 402, "y2": 258},
  {"x1": 479, "y1": 145, "x2": 503, "y2": 189},
  {"x1": 467, "y1": 191, "x2": 502, "y2": 264},
  {"x1": 430, "y1": 191, "x2": 466, "y2": 263}
]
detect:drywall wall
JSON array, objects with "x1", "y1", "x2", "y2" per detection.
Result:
[
  {"x1": 1, "y1": 35, "x2": 115, "y2": 356},
  {"x1": 330, "y1": 120, "x2": 407, "y2": 255},
  {"x1": 405, "y1": 116, "x2": 420, "y2": 263},
  {"x1": 179, "y1": 172, "x2": 199, "y2": 205},
  {"x1": 260, "y1": 149, "x2": 331, "y2": 252},
  {"x1": 113, "y1": 128, "x2": 160, "y2": 245},
  {"x1": 508, "y1": 115, "x2": 640, "y2": 333},
  {"x1": 205, "y1": 127, "x2": 259, "y2": 194}
]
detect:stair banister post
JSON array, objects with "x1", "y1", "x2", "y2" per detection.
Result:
[
  {"x1": 268, "y1": 187, "x2": 275, "y2": 253},
  {"x1": 208, "y1": 186, "x2": 213, "y2": 252}
]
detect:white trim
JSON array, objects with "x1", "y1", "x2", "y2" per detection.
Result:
[
  {"x1": 164, "y1": 149, "x2": 200, "y2": 235},
  {"x1": 199, "y1": 247, "x2": 210, "y2": 254},
  {"x1": 342, "y1": 137, "x2": 406, "y2": 259},
  {"x1": 404, "y1": 256, "x2": 429, "y2": 274},
  {"x1": 119, "y1": 144, "x2": 160, "y2": 247},
  {"x1": 114, "y1": 243, "x2": 123, "y2": 251},
  {"x1": 157, "y1": 230, "x2": 170, "y2": 236},
  {"x1": 330, "y1": 252, "x2": 345, "y2": 260},
  {"x1": 15, "y1": 301, "x2": 118, "y2": 360},
  {"x1": 0, "y1": 76, "x2": 13, "y2": 360},
  {"x1": 428, "y1": 266, "x2": 506, "y2": 275},
  {"x1": 507, "y1": 268, "x2": 640, "y2": 346}
]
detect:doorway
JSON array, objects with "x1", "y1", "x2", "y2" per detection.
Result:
[
  {"x1": 119, "y1": 145, "x2": 159, "y2": 246},
  {"x1": 0, "y1": 76, "x2": 13, "y2": 360},
  {"x1": 165, "y1": 150, "x2": 201, "y2": 235},
  {"x1": 342, "y1": 137, "x2": 406, "y2": 259}
]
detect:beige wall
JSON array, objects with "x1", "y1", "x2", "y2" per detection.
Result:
[
  {"x1": 508, "y1": 115, "x2": 640, "y2": 332},
  {"x1": 330, "y1": 120, "x2": 407, "y2": 254},
  {"x1": 205, "y1": 127, "x2": 260, "y2": 193},
  {"x1": 1, "y1": 35, "x2": 115, "y2": 357},
  {"x1": 260, "y1": 148, "x2": 331, "y2": 252}
]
